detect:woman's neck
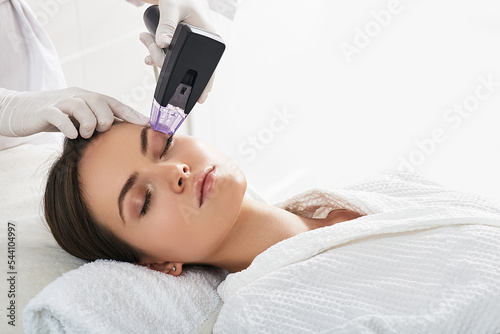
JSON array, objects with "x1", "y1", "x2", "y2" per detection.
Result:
[{"x1": 206, "y1": 197, "x2": 360, "y2": 273}]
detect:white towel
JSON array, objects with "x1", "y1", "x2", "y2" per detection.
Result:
[
  {"x1": 23, "y1": 261, "x2": 227, "y2": 334},
  {"x1": 214, "y1": 171, "x2": 500, "y2": 333}
]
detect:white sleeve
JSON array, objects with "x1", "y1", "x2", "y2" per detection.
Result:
[{"x1": 0, "y1": 0, "x2": 65, "y2": 92}]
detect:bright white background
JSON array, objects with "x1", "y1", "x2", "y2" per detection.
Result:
[{"x1": 25, "y1": 0, "x2": 500, "y2": 204}]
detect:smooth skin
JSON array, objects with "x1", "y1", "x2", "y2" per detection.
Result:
[{"x1": 79, "y1": 123, "x2": 362, "y2": 274}]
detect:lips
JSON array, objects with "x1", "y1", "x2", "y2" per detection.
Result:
[{"x1": 194, "y1": 166, "x2": 216, "y2": 207}]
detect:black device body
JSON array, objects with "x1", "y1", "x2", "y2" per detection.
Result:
[{"x1": 143, "y1": 5, "x2": 225, "y2": 115}]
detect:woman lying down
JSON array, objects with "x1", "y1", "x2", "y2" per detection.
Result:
[{"x1": 44, "y1": 122, "x2": 500, "y2": 333}]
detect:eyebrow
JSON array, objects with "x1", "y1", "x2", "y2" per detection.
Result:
[
  {"x1": 140, "y1": 126, "x2": 149, "y2": 154},
  {"x1": 118, "y1": 127, "x2": 149, "y2": 224}
]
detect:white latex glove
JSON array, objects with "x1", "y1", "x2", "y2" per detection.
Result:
[
  {"x1": 0, "y1": 87, "x2": 149, "y2": 139},
  {"x1": 156, "y1": 0, "x2": 214, "y2": 48},
  {"x1": 137, "y1": 0, "x2": 216, "y2": 104}
]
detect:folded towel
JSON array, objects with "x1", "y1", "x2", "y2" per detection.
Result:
[
  {"x1": 23, "y1": 261, "x2": 227, "y2": 334},
  {"x1": 215, "y1": 171, "x2": 500, "y2": 333}
]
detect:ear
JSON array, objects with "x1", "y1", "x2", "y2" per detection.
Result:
[{"x1": 135, "y1": 261, "x2": 183, "y2": 277}]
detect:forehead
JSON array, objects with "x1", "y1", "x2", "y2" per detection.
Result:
[
  {"x1": 78, "y1": 124, "x2": 143, "y2": 224},
  {"x1": 80, "y1": 123, "x2": 142, "y2": 174}
]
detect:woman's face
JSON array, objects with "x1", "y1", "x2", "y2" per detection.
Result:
[{"x1": 78, "y1": 123, "x2": 247, "y2": 265}]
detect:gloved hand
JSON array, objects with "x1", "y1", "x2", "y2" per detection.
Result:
[
  {"x1": 0, "y1": 87, "x2": 149, "y2": 139},
  {"x1": 138, "y1": 0, "x2": 214, "y2": 48},
  {"x1": 135, "y1": 0, "x2": 216, "y2": 104}
]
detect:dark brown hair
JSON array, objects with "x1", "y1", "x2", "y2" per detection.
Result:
[{"x1": 44, "y1": 131, "x2": 144, "y2": 262}]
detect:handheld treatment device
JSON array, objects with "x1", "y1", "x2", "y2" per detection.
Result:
[{"x1": 143, "y1": 5, "x2": 226, "y2": 134}]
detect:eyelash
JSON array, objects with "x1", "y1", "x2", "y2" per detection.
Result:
[
  {"x1": 141, "y1": 189, "x2": 152, "y2": 217},
  {"x1": 159, "y1": 135, "x2": 173, "y2": 159},
  {"x1": 141, "y1": 136, "x2": 173, "y2": 216}
]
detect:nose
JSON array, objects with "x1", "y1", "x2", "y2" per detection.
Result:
[{"x1": 160, "y1": 163, "x2": 190, "y2": 193}]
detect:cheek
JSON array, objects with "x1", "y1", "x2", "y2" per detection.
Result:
[
  {"x1": 184, "y1": 137, "x2": 229, "y2": 163},
  {"x1": 145, "y1": 201, "x2": 201, "y2": 257},
  {"x1": 150, "y1": 202, "x2": 190, "y2": 236}
]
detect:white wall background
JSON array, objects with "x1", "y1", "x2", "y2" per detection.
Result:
[{"x1": 25, "y1": 0, "x2": 500, "y2": 204}]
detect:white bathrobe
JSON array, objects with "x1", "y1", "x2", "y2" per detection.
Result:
[{"x1": 214, "y1": 171, "x2": 500, "y2": 333}]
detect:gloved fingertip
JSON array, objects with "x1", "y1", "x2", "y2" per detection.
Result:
[
  {"x1": 132, "y1": 113, "x2": 150, "y2": 126},
  {"x1": 198, "y1": 93, "x2": 209, "y2": 104},
  {"x1": 139, "y1": 32, "x2": 155, "y2": 46},
  {"x1": 157, "y1": 34, "x2": 172, "y2": 48},
  {"x1": 80, "y1": 129, "x2": 94, "y2": 139},
  {"x1": 117, "y1": 106, "x2": 149, "y2": 125},
  {"x1": 64, "y1": 128, "x2": 78, "y2": 139},
  {"x1": 96, "y1": 120, "x2": 112, "y2": 132}
]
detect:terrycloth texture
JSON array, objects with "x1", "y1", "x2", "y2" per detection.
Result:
[
  {"x1": 23, "y1": 261, "x2": 228, "y2": 334},
  {"x1": 215, "y1": 171, "x2": 500, "y2": 333}
]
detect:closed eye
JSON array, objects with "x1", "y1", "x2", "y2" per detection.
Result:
[
  {"x1": 159, "y1": 135, "x2": 173, "y2": 159},
  {"x1": 141, "y1": 189, "x2": 152, "y2": 216}
]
